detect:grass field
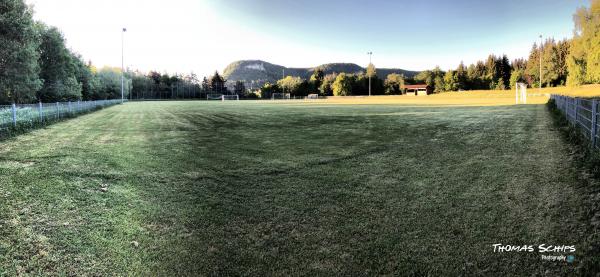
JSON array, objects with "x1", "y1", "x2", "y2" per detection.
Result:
[
  {"x1": 0, "y1": 99, "x2": 596, "y2": 275},
  {"x1": 266, "y1": 84, "x2": 600, "y2": 107}
]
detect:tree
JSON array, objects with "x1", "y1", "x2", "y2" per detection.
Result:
[
  {"x1": 37, "y1": 24, "x2": 82, "y2": 101},
  {"x1": 495, "y1": 78, "x2": 506, "y2": 90},
  {"x1": 296, "y1": 80, "x2": 311, "y2": 96},
  {"x1": 485, "y1": 55, "x2": 499, "y2": 89},
  {"x1": 351, "y1": 73, "x2": 367, "y2": 95},
  {"x1": 509, "y1": 69, "x2": 526, "y2": 89},
  {"x1": 366, "y1": 63, "x2": 376, "y2": 78},
  {"x1": 201, "y1": 77, "x2": 210, "y2": 92},
  {"x1": 310, "y1": 67, "x2": 325, "y2": 93},
  {"x1": 434, "y1": 76, "x2": 445, "y2": 93},
  {"x1": 332, "y1": 73, "x2": 353, "y2": 96},
  {"x1": 414, "y1": 70, "x2": 435, "y2": 87},
  {"x1": 568, "y1": 0, "x2": 600, "y2": 85},
  {"x1": 208, "y1": 71, "x2": 226, "y2": 93},
  {"x1": 556, "y1": 39, "x2": 570, "y2": 86},
  {"x1": 524, "y1": 38, "x2": 571, "y2": 87},
  {"x1": 473, "y1": 61, "x2": 488, "y2": 89},
  {"x1": 320, "y1": 73, "x2": 337, "y2": 96},
  {"x1": 0, "y1": 0, "x2": 42, "y2": 103},
  {"x1": 384, "y1": 73, "x2": 405, "y2": 95},
  {"x1": 499, "y1": 55, "x2": 511, "y2": 88},
  {"x1": 159, "y1": 73, "x2": 173, "y2": 98},
  {"x1": 131, "y1": 72, "x2": 152, "y2": 100},
  {"x1": 455, "y1": 62, "x2": 468, "y2": 90},
  {"x1": 466, "y1": 64, "x2": 478, "y2": 89},
  {"x1": 444, "y1": 70, "x2": 457, "y2": 91},
  {"x1": 183, "y1": 72, "x2": 201, "y2": 98},
  {"x1": 73, "y1": 57, "x2": 99, "y2": 100},
  {"x1": 526, "y1": 43, "x2": 541, "y2": 87},
  {"x1": 277, "y1": 76, "x2": 303, "y2": 96},
  {"x1": 233, "y1": 81, "x2": 246, "y2": 96},
  {"x1": 95, "y1": 67, "x2": 130, "y2": 100},
  {"x1": 95, "y1": 68, "x2": 119, "y2": 100},
  {"x1": 259, "y1": 82, "x2": 278, "y2": 99},
  {"x1": 512, "y1": 58, "x2": 527, "y2": 71}
]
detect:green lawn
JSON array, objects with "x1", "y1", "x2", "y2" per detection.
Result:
[{"x1": 0, "y1": 101, "x2": 595, "y2": 275}]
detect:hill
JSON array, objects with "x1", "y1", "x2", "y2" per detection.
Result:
[{"x1": 222, "y1": 60, "x2": 419, "y2": 87}]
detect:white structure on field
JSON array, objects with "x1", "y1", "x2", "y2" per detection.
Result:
[
  {"x1": 207, "y1": 94, "x2": 223, "y2": 100},
  {"x1": 272, "y1": 93, "x2": 291, "y2": 100},
  {"x1": 221, "y1": 95, "x2": 239, "y2": 101},
  {"x1": 515, "y1": 82, "x2": 527, "y2": 104}
]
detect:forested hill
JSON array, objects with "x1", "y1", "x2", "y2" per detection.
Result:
[{"x1": 222, "y1": 60, "x2": 419, "y2": 85}]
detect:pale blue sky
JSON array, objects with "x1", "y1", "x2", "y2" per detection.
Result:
[{"x1": 28, "y1": 0, "x2": 588, "y2": 77}]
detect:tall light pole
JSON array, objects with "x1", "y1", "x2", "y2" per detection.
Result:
[
  {"x1": 367, "y1": 51, "x2": 373, "y2": 96},
  {"x1": 539, "y1": 35, "x2": 543, "y2": 92},
  {"x1": 121, "y1": 28, "x2": 127, "y2": 103}
]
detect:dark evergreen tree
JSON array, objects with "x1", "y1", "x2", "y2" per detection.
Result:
[{"x1": 208, "y1": 71, "x2": 226, "y2": 93}]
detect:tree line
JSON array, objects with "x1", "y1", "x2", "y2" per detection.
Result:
[
  {"x1": 257, "y1": 39, "x2": 572, "y2": 97},
  {"x1": 2, "y1": 0, "x2": 600, "y2": 102},
  {"x1": 127, "y1": 70, "x2": 258, "y2": 100},
  {"x1": 0, "y1": 0, "x2": 222, "y2": 104},
  {"x1": 414, "y1": 38, "x2": 570, "y2": 93},
  {"x1": 0, "y1": 0, "x2": 138, "y2": 104}
]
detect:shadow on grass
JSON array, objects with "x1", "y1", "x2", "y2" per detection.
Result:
[{"x1": 131, "y1": 103, "x2": 596, "y2": 275}]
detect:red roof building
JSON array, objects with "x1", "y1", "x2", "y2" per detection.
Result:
[{"x1": 404, "y1": 84, "x2": 433, "y2": 95}]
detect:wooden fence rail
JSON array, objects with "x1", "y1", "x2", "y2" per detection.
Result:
[{"x1": 551, "y1": 94, "x2": 600, "y2": 148}]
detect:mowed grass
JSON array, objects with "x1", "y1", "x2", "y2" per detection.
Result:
[
  {"x1": 0, "y1": 100, "x2": 595, "y2": 275},
  {"x1": 306, "y1": 84, "x2": 600, "y2": 106}
]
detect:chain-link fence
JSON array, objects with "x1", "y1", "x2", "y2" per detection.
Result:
[{"x1": 0, "y1": 99, "x2": 125, "y2": 133}]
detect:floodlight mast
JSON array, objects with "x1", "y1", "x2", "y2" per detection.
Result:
[
  {"x1": 121, "y1": 28, "x2": 127, "y2": 103},
  {"x1": 367, "y1": 51, "x2": 373, "y2": 96}
]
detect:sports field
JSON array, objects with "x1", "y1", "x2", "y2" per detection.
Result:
[{"x1": 0, "y1": 98, "x2": 595, "y2": 275}]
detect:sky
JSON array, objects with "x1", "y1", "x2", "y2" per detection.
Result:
[{"x1": 26, "y1": 0, "x2": 588, "y2": 77}]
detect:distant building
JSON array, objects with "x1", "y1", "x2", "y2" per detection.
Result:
[{"x1": 404, "y1": 84, "x2": 433, "y2": 96}]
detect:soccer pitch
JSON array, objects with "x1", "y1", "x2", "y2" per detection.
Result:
[{"x1": 0, "y1": 100, "x2": 594, "y2": 275}]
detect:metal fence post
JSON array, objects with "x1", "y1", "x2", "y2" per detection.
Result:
[
  {"x1": 592, "y1": 100, "x2": 598, "y2": 148},
  {"x1": 56, "y1": 102, "x2": 60, "y2": 119},
  {"x1": 38, "y1": 102, "x2": 43, "y2": 122},
  {"x1": 11, "y1": 103, "x2": 17, "y2": 127},
  {"x1": 68, "y1": 101, "x2": 72, "y2": 115},
  {"x1": 574, "y1": 98, "x2": 579, "y2": 127}
]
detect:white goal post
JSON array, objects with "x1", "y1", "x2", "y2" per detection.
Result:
[
  {"x1": 515, "y1": 82, "x2": 527, "y2": 104},
  {"x1": 221, "y1": 95, "x2": 239, "y2": 101},
  {"x1": 272, "y1": 93, "x2": 291, "y2": 100},
  {"x1": 207, "y1": 94, "x2": 223, "y2": 100}
]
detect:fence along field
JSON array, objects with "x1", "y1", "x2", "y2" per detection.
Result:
[
  {"x1": 0, "y1": 100, "x2": 124, "y2": 133},
  {"x1": 551, "y1": 94, "x2": 600, "y2": 147}
]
